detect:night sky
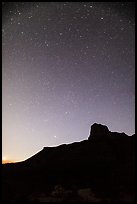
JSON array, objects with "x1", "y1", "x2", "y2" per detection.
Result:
[{"x1": 2, "y1": 2, "x2": 135, "y2": 162}]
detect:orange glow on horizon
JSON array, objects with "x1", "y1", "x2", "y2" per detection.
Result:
[
  {"x1": 2, "y1": 159, "x2": 19, "y2": 164},
  {"x1": 2, "y1": 160, "x2": 15, "y2": 164},
  {"x1": 2, "y1": 156, "x2": 18, "y2": 164}
]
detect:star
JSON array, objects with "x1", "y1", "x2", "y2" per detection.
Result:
[{"x1": 43, "y1": 119, "x2": 49, "y2": 123}]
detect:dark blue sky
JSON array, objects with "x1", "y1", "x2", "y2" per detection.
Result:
[{"x1": 2, "y1": 2, "x2": 135, "y2": 162}]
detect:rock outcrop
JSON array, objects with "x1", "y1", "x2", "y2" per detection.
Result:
[{"x1": 88, "y1": 123, "x2": 110, "y2": 142}]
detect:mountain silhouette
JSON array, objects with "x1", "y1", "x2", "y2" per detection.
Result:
[{"x1": 2, "y1": 123, "x2": 135, "y2": 202}]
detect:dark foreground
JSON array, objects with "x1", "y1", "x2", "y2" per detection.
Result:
[{"x1": 2, "y1": 123, "x2": 135, "y2": 202}]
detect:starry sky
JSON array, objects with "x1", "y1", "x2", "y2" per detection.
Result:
[{"x1": 2, "y1": 2, "x2": 135, "y2": 162}]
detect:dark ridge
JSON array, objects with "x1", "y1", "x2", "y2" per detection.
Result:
[{"x1": 2, "y1": 123, "x2": 135, "y2": 202}]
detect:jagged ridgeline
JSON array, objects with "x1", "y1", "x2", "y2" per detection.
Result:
[{"x1": 2, "y1": 123, "x2": 135, "y2": 202}]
